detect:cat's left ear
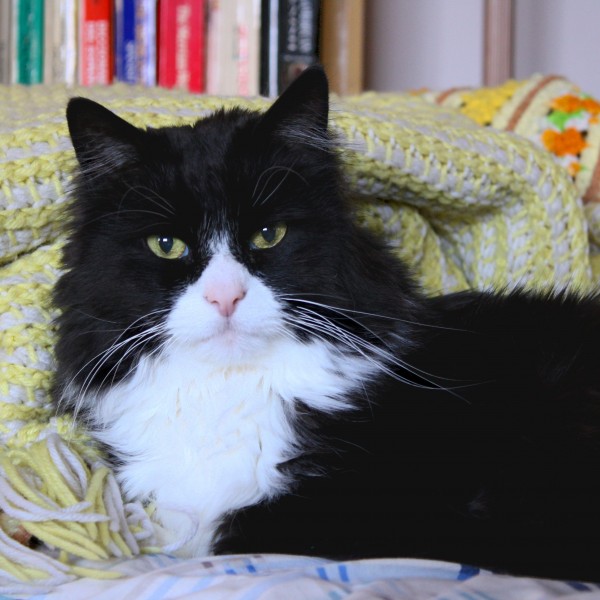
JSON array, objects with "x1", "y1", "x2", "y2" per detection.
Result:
[
  {"x1": 66, "y1": 97, "x2": 144, "y2": 173},
  {"x1": 259, "y1": 65, "x2": 330, "y2": 145}
]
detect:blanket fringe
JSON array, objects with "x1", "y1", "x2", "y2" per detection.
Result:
[{"x1": 0, "y1": 433, "x2": 157, "y2": 592}]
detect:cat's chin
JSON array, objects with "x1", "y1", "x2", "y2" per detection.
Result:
[{"x1": 182, "y1": 326, "x2": 284, "y2": 367}]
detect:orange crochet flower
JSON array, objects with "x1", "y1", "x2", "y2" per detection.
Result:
[
  {"x1": 582, "y1": 97, "x2": 600, "y2": 116},
  {"x1": 551, "y1": 94, "x2": 584, "y2": 113},
  {"x1": 542, "y1": 128, "x2": 587, "y2": 157}
]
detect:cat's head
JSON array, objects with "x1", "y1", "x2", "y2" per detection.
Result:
[{"x1": 54, "y1": 66, "x2": 417, "y2": 410}]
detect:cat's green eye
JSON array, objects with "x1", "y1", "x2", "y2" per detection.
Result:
[
  {"x1": 147, "y1": 235, "x2": 189, "y2": 260},
  {"x1": 250, "y1": 223, "x2": 287, "y2": 250}
]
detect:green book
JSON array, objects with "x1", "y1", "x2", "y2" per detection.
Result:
[{"x1": 15, "y1": 0, "x2": 44, "y2": 84}]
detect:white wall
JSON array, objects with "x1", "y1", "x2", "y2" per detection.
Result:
[
  {"x1": 364, "y1": 0, "x2": 484, "y2": 92},
  {"x1": 365, "y1": 0, "x2": 600, "y2": 97},
  {"x1": 514, "y1": 0, "x2": 600, "y2": 97}
]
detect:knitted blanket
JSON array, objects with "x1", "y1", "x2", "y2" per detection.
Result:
[{"x1": 0, "y1": 78, "x2": 596, "y2": 593}]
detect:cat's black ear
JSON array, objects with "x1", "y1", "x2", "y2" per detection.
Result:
[
  {"x1": 259, "y1": 65, "x2": 330, "y2": 144},
  {"x1": 66, "y1": 98, "x2": 144, "y2": 172}
]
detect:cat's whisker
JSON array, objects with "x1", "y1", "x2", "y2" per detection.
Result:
[
  {"x1": 100, "y1": 325, "x2": 168, "y2": 392},
  {"x1": 252, "y1": 164, "x2": 307, "y2": 207},
  {"x1": 280, "y1": 294, "x2": 473, "y2": 333},
  {"x1": 287, "y1": 313, "x2": 414, "y2": 386},
  {"x1": 78, "y1": 210, "x2": 171, "y2": 231},
  {"x1": 72, "y1": 328, "x2": 161, "y2": 420},
  {"x1": 252, "y1": 164, "x2": 296, "y2": 204},
  {"x1": 72, "y1": 309, "x2": 119, "y2": 325},
  {"x1": 287, "y1": 308, "x2": 470, "y2": 398},
  {"x1": 61, "y1": 308, "x2": 172, "y2": 419},
  {"x1": 282, "y1": 298, "x2": 474, "y2": 382},
  {"x1": 123, "y1": 184, "x2": 176, "y2": 216}
]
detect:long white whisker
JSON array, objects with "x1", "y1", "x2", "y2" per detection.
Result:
[
  {"x1": 286, "y1": 307, "x2": 472, "y2": 400},
  {"x1": 73, "y1": 328, "x2": 162, "y2": 420},
  {"x1": 280, "y1": 294, "x2": 472, "y2": 333},
  {"x1": 61, "y1": 308, "x2": 171, "y2": 418}
]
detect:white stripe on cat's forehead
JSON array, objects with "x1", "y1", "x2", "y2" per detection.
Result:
[{"x1": 209, "y1": 236, "x2": 233, "y2": 257}]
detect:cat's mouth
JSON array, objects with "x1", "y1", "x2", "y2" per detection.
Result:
[{"x1": 179, "y1": 317, "x2": 280, "y2": 361}]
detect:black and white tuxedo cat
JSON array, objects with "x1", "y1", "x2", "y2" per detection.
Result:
[{"x1": 53, "y1": 66, "x2": 600, "y2": 581}]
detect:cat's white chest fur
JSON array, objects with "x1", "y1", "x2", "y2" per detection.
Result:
[
  {"x1": 92, "y1": 338, "x2": 371, "y2": 556},
  {"x1": 85, "y1": 247, "x2": 376, "y2": 555}
]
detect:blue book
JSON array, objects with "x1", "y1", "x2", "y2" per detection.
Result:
[
  {"x1": 135, "y1": 0, "x2": 157, "y2": 87},
  {"x1": 115, "y1": 0, "x2": 137, "y2": 84}
]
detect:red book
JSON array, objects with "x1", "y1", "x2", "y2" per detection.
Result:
[
  {"x1": 158, "y1": 0, "x2": 205, "y2": 93},
  {"x1": 79, "y1": 0, "x2": 113, "y2": 85}
]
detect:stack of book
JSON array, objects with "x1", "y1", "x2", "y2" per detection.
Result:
[{"x1": 0, "y1": 0, "x2": 364, "y2": 96}]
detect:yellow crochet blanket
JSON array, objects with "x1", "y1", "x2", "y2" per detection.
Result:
[{"x1": 0, "y1": 79, "x2": 596, "y2": 592}]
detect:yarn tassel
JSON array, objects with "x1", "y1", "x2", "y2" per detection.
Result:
[{"x1": 0, "y1": 434, "x2": 157, "y2": 593}]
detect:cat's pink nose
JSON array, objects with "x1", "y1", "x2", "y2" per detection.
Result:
[{"x1": 204, "y1": 284, "x2": 246, "y2": 317}]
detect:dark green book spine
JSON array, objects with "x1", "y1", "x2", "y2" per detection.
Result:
[{"x1": 16, "y1": 0, "x2": 44, "y2": 84}]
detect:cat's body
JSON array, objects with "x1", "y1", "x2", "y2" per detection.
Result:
[{"x1": 54, "y1": 67, "x2": 600, "y2": 581}]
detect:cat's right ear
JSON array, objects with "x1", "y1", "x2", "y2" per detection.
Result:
[{"x1": 66, "y1": 98, "x2": 143, "y2": 173}]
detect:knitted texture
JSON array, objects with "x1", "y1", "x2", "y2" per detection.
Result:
[
  {"x1": 427, "y1": 74, "x2": 600, "y2": 278},
  {"x1": 0, "y1": 80, "x2": 594, "y2": 591}
]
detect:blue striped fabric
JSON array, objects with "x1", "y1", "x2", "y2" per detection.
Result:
[{"x1": 27, "y1": 554, "x2": 600, "y2": 600}]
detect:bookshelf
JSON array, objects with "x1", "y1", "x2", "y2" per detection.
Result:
[{"x1": 0, "y1": 0, "x2": 366, "y2": 97}]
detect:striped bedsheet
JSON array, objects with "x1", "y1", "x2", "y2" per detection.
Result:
[{"x1": 29, "y1": 554, "x2": 600, "y2": 600}]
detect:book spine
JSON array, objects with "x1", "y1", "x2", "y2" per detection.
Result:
[
  {"x1": 187, "y1": 0, "x2": 204, "y2": 93},
  {"x1": 16, "y1": 0, "x2": 44, "y2": 84},
  {"x1": 260, "y1": 0, "x2": 280, "y2": 97},
  {"x1": 0, "y1": 0, "x2": 11, "y2": 83},
  {"x1": 236, "y1": 0, "x2": 260, "y2": 96},
  {"x1": 158, "y1": 0, "x2": 177, "y2": 88},
  {"x1": 135, "y1": 0, "x2": 156, "y2": 86},
  {"x1": 115, "y1": 0, "x2": 137, "y2": 84},
  {"x1": 205, "y1": 0, "x2": 237, "y2": 95},
  {"x1": 63, "y1": 0, "x2": 78, "y2": 85},
  {"x1": 43, "y1": 0, "x2": 54, "y2": 82},
  {"x1": 44, "y1": 0, "x2": 76, "y2": 84},
  {"x1": 79, "y1": 0, "x2": 113, "y2": 86},
  {"x1": 158, "y1": 0, "x2": 204, "y2": 92},
  {"x1": 277, "y1": 0, "x2": 319, "y2": 93}
]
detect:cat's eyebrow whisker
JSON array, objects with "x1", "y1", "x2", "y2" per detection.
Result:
[
  {"x1": 252, "y1": 163, "x2": 307, "y2": 207},
  {"x1": 78, "y1": 211, "x2": 171, "y2": 232},
  {"x1": 252, "y1": 164, "x2": 297, "y2": 203},
  {"x1": 113, "y1": 208, "x2": 175, "y2": 221},
  {"x1": 123, "y1": 184, "x2": 176, "y2": 216}
]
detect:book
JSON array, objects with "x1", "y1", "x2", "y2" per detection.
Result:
[
  {"x1": 14, "y1": 0, "x2": 45, "y2": 84},
  {"x1": 115, "y1": 0, "x2": 137, "y2": 84},
  {"x1": 260, "y1": 0, "x2": 319, "y2": 97},
  {"x1": 278, "y1": 0, "x2": 319, "y2": 93},
  {"x1": 320, "y1": 0, "x2": 364, "y2": 95},
  {"x1": 158, "y1": 0, "x2": 205, "y2": 93},
  {"x1": 135, "y1": 0, "x2": 157, "y2": 86},
  {"x1": 205, "y1": 0, "x2": 237, "y2": 95},
  {"x1": 236, "y1": 0, "x2": 260, "y2": 96},
  {"x1": 78, "y1": 0, "x2": 113, "y2": 86},
  {"x1": 260, "y1": 0, "x2": 278, "y2": 97},
  {"x1": 0, "y1": 0, "x2": 11, "y2": 83},
  {"x1": 44, "y1": 0, "x2": 78, "y2": 84}
]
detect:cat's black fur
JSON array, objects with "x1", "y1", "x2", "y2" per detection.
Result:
[{"x1": 54, "y1": 66, "x2": 600, "y2": 581}]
